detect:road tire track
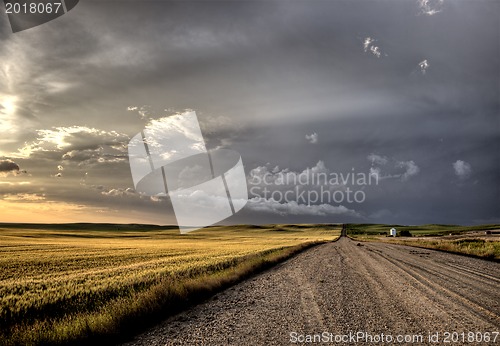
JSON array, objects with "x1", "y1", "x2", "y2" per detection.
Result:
[{"x1": 123, "y1": 237, "x2": 500, "y2": 345}]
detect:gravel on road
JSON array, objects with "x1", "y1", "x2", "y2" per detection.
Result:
[{"x1": 123, "y1": 237, "x2": 500, "y2": 345}]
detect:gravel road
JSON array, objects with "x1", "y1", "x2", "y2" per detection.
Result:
[{"x1": 123, "y1": 237, "x2": 500, "y2": 345}]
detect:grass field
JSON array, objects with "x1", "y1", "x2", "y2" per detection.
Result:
[
  {"x1": 387, "y1": 237, "x2": 500, "y2": 259},
  {"x1": 347, "y1": 224, "x2": 500, "y2": 260},
  {"x1": 346, "y1": 223, "x2": 500, "y2": 236},
  {"x1": 0, "y1": 224, "x2": 339, "y2": 346}
]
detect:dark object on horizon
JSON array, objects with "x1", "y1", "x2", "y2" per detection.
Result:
[{"x1": 399, "y1": 230, "x2": 412, "y2": 237}]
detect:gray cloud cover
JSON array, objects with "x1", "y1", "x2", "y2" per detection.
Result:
[{"x1": 0, "y1": 0, "x2": 498, "y2": 225}]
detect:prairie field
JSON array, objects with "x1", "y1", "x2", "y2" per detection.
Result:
[
  {"x1": 386, "y1": 237, "x2": 500, "y2": 259},
  {"x1": 347, "y1": 223, "x2": 500, "y2": 260},
  {"x1": 0, "y1": 224, "x2": 339, "y2": 346}
]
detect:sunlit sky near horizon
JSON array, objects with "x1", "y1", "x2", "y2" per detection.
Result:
[{"x1": 0, "y1": 0, "x2": 498, "y2": 226}]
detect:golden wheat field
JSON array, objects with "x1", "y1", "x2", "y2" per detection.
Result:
[{"x1": 0, "y1": 224, "x2": 339, "y2": 345}]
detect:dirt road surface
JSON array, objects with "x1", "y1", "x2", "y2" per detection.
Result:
[{"x1": 123, "y1": 237, "x2": 500, "y2": 345}]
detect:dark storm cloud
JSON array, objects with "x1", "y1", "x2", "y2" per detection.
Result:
[
  {"x1": 3, "y1": 1, "x2": 497, "y2": 130},
  {"x1": 0, "y1": 0, "x2": 498, "y2": 224},
  {"x1": 0, "y1": 159, "x2": 19, "y2": 173}
]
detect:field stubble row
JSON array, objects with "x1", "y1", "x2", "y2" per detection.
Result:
[{"x1": 0, "y1": 224, "x2": 339, "y2": 345}]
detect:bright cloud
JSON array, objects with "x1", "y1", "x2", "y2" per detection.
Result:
[
  {"x1": 363, "y1": 37, "x2": 384, "y2": 58},
  {"x1": 0, "y1": 94, "x2": 20, "y2": 136},
  {"x1": 370, "y1": 46, "x2": 381, "y2": 58},
  {"x1": 367, "y1": 154, "x2": 420, "y2": 181},
  {"x1": 418, "y1": 59, "x2": 429, "y2": 74},
  {"x1": 397, "y1": 160, "x2": 420, "y2": 181},
  {"x1": 246, "y1": 197, "x2": 359, "y2": 217},
  {"x1": 418, "y1": 0, "x2": 444, "y2": 16},
  {"x1": 363, "y1": 37, "x2": 375, "y2": 52},
  {"x1": 3, "y1": 193, "x2": 46, "y2": 201},
  {"x1": 246, "y1": 161, "x2": 371, "y2": 217},
  {"x1": 305, "y1": 132, "x2": 318, "y2": 144},
  {"x1": 18, "y1": 126, "x2": 129, "y2": 164},
  {"x1": 249, "y1": 161, "x2": 333, "y2": 188},
  {"x1": 101, "y1": 187, "x2": 137, "y2": 197},
  {"x1": 127, "y1": 105, "x2": 153, "y2": 119},
  {"x1": 453, "y1": 160, "x2": 472, "y2": 180},
  {"x1": 367, "y1": 154, "x2": 388, "y2": 166}
]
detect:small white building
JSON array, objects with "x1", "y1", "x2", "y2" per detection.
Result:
[{"x1": 390, "y1": 228, "x2": 397, "y2": 237}]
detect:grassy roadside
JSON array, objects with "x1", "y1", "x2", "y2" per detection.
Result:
[
  {"x1": 346, "y1": 224, "x2": 500, "y2": 261},
  {"x1": 0, "y1": 225, "x2": 339, "y2": 346},
  {"x1": 346, "y1": 223, "x2": 500, "y2": 236},
  {"x1": 380, "y1": 238, "x2": 500, "y2": 260}
]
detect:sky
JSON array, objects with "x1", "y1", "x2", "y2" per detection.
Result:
[{"x1": 0, "y1": 0, "x2": 499, "y2": 226}]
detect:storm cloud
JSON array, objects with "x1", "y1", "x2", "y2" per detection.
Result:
[
  {"x1": 0, "y1": 159, "x2": 20, "y2": 176},
  {"x1": 0, "y1": 0, "x2": 498, "y2": 225}
]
